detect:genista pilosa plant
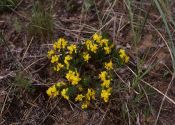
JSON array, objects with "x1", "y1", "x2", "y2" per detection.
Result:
[{"x1": 46, "y1": 33, "x2": 129, "y2": 109}]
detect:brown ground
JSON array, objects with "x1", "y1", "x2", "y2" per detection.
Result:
[{"x1": 0, "y1": 0, "x2": 175, "y2": 125}]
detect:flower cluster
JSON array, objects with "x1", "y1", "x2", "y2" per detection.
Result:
[
  {"x1": 119, "y1": 49, "x2": 129, "y2": 64},
  {"x1": 99, "y1": 71, "x2": 112, "y2": 102},
  {"x1": 46, "y1": 33, "x2": 129, "y2": 109},
  {"x1": 66, "y1": 70, "x2": 81, "y2": 85}
]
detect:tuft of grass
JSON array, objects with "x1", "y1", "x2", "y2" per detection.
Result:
[
  {"x1": 0, "y1": 0, "x2": 19, "y2": 12},
  {"x1": 122, "y1": 0, "x2": 157, "y2": 124},
  {"x1": 123, "y1": 0, "x2": 175, "y2": 124},
  {"x1": 14, "y1": 72, "x2": 31, "y2": 89},
  {"x1": 124, "y1": 0, "x2": 152, "y2": 86},
  {"x1": 13, "y1": 72, "x2": 38, "y2": 94},
  {"x1": 28, "y1": 1, "x2": 54, "y2": 39},
  {"x1": 153, "y1": 0, "x2": 175, "y2": 72}
]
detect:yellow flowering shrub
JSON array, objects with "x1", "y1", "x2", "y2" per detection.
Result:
[{"x1": 46, "y1": 33, "x2": 129, "y2": 109}]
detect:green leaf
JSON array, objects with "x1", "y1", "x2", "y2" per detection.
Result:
[{"x1": 67, "y1": 86, "x2": 77, "y2": 97}]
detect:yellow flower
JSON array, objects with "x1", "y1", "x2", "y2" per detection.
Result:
[
  {"x1": 47, "y1": 50, "x2": 55, "y2": 58},
  {"x1": 54, "y1": 63, "x2": 64, "y2": 71},
  {"x1": 72, "y1": 76, "x2": 81, "y2": 85},
  {"x1": 104, "y1": 46, "x2": 111, "y2": 54},
  {"x1": 61, "y1": 88, "x2": 69, "y2": 100},
  {"x1": 90, "y1": 43, "x2": 98, "y2": 53},
  {"x1": 125, "y1": 56, "x2": 129, "y2": 63},
  {"x1": 86, "y1": 89, "x2": 95, "y2": 101},
  {"x1": 60, "y1": 38, "x2": 67, "y2": 49},
  {"x1": 64, "y1": 55, "x2": 72, "y2": 69},
  {"x1": 119, "y1": 49, "x2": 125, "y2": 55},
  {"x1": 83, "y1": 52, "x2": 91, "y2": 62},
  {"x1": 51, "y1": 55, "x2": 59, "y2": 63},
  {"x1": 53, "y1": 38, "x2": 67, "y2": 51},
  {"x1": 101, "y1": 80, "x2": 110, "y2": 88},
  {"x1": 101, "y1": 88, "x2": 112, "y2": 102},
  {"x1": 85, "y1": 40, "x2": 98, "y2": 53},
  {"x1": 75, "y1": 94, "x2": 84, "y2": 102},
  {"x1": 85, "y1": 40, "x2": 93, "y2": 50},
  {"x1": 119, "y1": 49, "x2": 129, "y2": 63},
  {"x1": 99, "y1": 71, "x2": 108, "y2": 81},
  {"x1": 46, "y1": 85, "x2": 59, "y2": 97},
  {"x1": 67, "y1": 44, "x2": 77, "y2": 54},
  {"x1": 81, "y1": 101, "x2": 89, "y2": 109},
  {"x1": 53, "y1": 43, "x2": 57, "y2": 50},
  {"x1": 93, "y1": 33, "x2": 102, "y2": 42},
  {"x1": 104, "y1": 60, "x2": 113, "y2": 70},
  {"x1": 100, "y1": 39, "x2": 108, "y2": 46},
  {"x1": 66, "y1": 70, "x2": 74, "y2": 80},
  {"x1": 66, "y1": 70, "x2": 81, "y2": 85},
  {"x1": 53, "y1": 41, "x2": 61, "y2": 50}
]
